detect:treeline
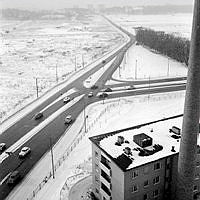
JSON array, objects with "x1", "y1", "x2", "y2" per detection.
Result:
[
  {"x1": 0, "y1": 9, "x2": 73, "y2": 20},
  {"x1": 135, "y1": 28, "x2": 190, "y2": 66}
]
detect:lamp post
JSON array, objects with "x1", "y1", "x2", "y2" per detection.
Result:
[
  {"x1": 35, "y1": 77, "x2": 39, "y2": 98},
  {"x1": 49, "y1": 137, "x2": 55, "y2": 179},
  {"x1": 135, "y1": 59, "x2": 137, "y2": 80}
]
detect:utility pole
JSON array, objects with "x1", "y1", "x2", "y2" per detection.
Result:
[
  {"x1": 74, "y1": 56, "x2": 77, "y2": 71},
  {"x1": 167, "y1": 58, "x2": 170, "y2": 77},
  {"x1": 135, "y1": 59, "x2": 137, "y2": 80},
  {"x1": 82, "y1": 54, "x2": 84, "y2": 68},
  {"x1": 49, "y1": 137, "x2": 55, "y2": 179},
  {"x1": 35, "y1": 78, "x2": 39, "y2": 98},
  {"x1": 83, "y1": 97, "x2": 87, "y2": 133},
  {"x1": 56, "y1": 63, "x2": 58, "y2": 83}
]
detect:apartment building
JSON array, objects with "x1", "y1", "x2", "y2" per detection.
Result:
[{"x1": 89, "y1": 116, "x2": 200, "y2": 200}]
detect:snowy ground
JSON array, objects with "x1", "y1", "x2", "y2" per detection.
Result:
[
  {"x1": 111, "y1": 44, "x2": 187, "y2": 81},
  {"x1": 108, "y1": 13, "x2": 193, "y2": 38},
  {"x1": 0, "y1": 15, "x2": 125, "y2": 122}
]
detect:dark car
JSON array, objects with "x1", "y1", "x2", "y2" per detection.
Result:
[
  {"x1": 7, "y1": 171, "x2": 21, "y2": 185},
  {"x1": 34, "y1": 112, "x2": 43, "y2": 120},
  {"x1": 104, "y1": 88, "x2": 112, "y2": 92},
  {"x1": 0, "y1": 143, "x2": 6, "y2": 152},
  {"x1": 99, "y1": 92, "x2": 108, "y2": 98},
  {"x1": 91, "y1": 85, "x2": 98, "y2": 90},
  {"x1": 102, "y1": 60, "x2": 106, "y2": 64}
]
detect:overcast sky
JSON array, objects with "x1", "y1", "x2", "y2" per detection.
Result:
[{"x1": 0, "y1": 0, "x2": 193, "y2": 10}]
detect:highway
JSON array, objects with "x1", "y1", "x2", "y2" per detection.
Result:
[{"x1": 0, "y1": 17, "x2": 186, "y2": 200}]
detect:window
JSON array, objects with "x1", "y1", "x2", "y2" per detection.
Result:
[
  {"x1": 132, "y1": 185, "x2": 138, "y2": 193},
  {"x1": 153, "y1": 189, "x2": 159, "y2": 197},
  {"x1": 95, "y1": 151, "x2": 98, "y2": 159},
  {"x1": 194, "y1": 185, "x2": 198, "y2": 192},
  {"x1": 96, "y1": 188, "x2": 99, "y2": 193},
  {"x1": 154, "y1": 162, "x2": 161, "y2": 170},
  {"x1": 132, "y1": 170, "x2": 139, "y2": 179},
  {"x1": 195, "y1": 173, "x2": 200, "y2": 180},
  {"x1": 95, "y1": 175, "x2": 99, "y2": 183},
  {"x1": 144, "y1": 166, "x2": 149, "y2": 174},
  {"x1": 95, "y1": 164, "x2": 99, "y2": 173},
  {"x1": 144, "y1": 180, "x2": 149, "y2": 187},
  {"x1": 144, "y1": 194, "x2": 148, "y2": 200},
  {"x1": 153, "y1": 176, "x2": 160, "y2": 185}
]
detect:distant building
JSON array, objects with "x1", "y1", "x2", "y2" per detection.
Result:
[{"x1": 89, "y1": 116, "x2": 200, "y2": 200}]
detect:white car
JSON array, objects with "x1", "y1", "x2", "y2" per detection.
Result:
[
  {"x1": 64, "y1": 115, "x2": 73, "y2": 124},
  {"x1": 88, "y1": 92, "x2": 93, "y2": 97},
  {"x1": 63, "y1": 96, "x2": 71, "y2": 103},
  {"x1": 19, "y1": 147, "x2": 31, "y2": 158}
]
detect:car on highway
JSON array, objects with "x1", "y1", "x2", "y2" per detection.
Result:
[
  {"x1": 104, "y1": 87, "x2": 112, "y2": 92},
  {"x1": 90, "y1": 85, "x2": 98, "y2": 90},
  {"x1": 127, "y1": 85, "x2": 136, "y2": 90},
  {"x1": 88, "y1": 92, "x2": 93, "y2": 97},
  {"x1": 64, "y1": 115, "x2": 73, "y2": 124},
  {"x1": 0, "y1": 143, "x2": 6, "y2": 152},
  {"x1": 98, "y1": 92, "x2": 108, "y2": 98},
  {"x1": 63, "y1": 96, "x2": 71, "y2": 103},
  {"x1": 19, "y1": 147, "x2": 31, "y2": 158},
  {"x1": 7, "y1": 171, "x2": 21, "y2": 185},
  {"x1": 34, "y1": 112, "x2": 43, "y2": 120}
]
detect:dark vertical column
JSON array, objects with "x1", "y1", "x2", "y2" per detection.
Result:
[{"x1": 176, "y1": 1, "x2": 200, "y2": 200}]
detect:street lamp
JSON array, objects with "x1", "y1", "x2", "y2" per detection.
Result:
[
  {"x1": 49, "y1": 137, "x2": 55, "y2": 179},
  {"x1": 135, "y1": 59, "x2": 138, "y2": 80},
  {"x1": 35, "y1": 77, "x2": 39, "y2": 98},
  {"x1": 167, "y1": 58, "x2": 170, "y2": 77}
]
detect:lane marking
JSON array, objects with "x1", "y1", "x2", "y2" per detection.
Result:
[{"x1": 0, "y1": 172, "x2": 11, "y2": 185}]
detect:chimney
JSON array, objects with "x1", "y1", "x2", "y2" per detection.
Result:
[{"x1": 176, "y1": 1, "x2": 200, "y2": 199}]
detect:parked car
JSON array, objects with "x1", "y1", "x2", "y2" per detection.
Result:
[
  {"x1": 7, "y1": 171, "x2": 21, "y2": 185},
  {"x1": 0, "y1": 143, "x2": 6, "y2": 152},
  {"x1": 102, "y1": 60, "x2": 106, "y2": 64},
  {"x1": 88, "y1": 92, "x2": 93, "y2": 97},
  {"x1": 90, "y1": 85, "x2": 98, "y2": 90},
  {"x1": 98, "y1": 92, "x2": 108, "y2": 98},
  {"x1": 64, "y1": 115, "x2": 73, "y2": 124},
  {"x1": 104, "y1": 88, "x2": 112, "y2": 92},
  {"x1": 34, "y1": 112, "x2": 43, "y2": 120},
  {"x1": 63, "y1": 96, "x2": 71, "y2": 103},
  {"x1": 19, "y1": 147, "x2": 31, "y2": 158}
]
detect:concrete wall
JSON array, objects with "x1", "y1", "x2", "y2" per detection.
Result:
[
  {"x1": 124, "y1": 158, "x2": 166, "y2": 200},
  {"x1": 110, "y1": 161, "x2": 125, "y2": 200}
]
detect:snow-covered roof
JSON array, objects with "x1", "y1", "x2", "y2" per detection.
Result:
[{"x1": 91, "y1": 115, "x2": 186, "y2": 171}]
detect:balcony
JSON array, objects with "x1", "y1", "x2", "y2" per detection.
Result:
[
  {"x1": 100, "y1": 175, "x2": 111, "y2": 190},
  {"x1": 101, "y1": 182, "x2": 111, "y2": 199},
  {"x1": 100, "y1": 162, "x2": 111, "y2": 176}
]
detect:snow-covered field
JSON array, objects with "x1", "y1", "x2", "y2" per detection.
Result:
[
  {"x1": 0, "y1": 15, "x2": 125, "y2": 122},
  {"x1": 108, "y1": 13, "x2": 193, "y2": 38},
  {"x1": 111, "y1": 44, "x2": 187, "y2": 81}
]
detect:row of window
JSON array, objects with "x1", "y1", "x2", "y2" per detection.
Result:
[
  {"x1": 132, "y1": 176, "x2": 160, "y2": 193},
  {"x1": 132, "y1": 162, "x2": 161, "y2": 178},
  {"x1": 132, "y1": 190, "x2": 159, "y2": 200}
]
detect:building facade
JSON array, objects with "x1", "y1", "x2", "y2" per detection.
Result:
[{"x1": 90, "y1": 117, "x2": 200, "y2": 200}]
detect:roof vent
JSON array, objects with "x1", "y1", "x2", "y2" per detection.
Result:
[
  {"x1": 115, "y1": 136, "x2": 124, "y2": 146},
  {"x1": 171, "y1": 146, "x2": 176, "y2": 152},
  {"x1": 124, "y1": 147, "x2": 132, "y2": 155}
]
